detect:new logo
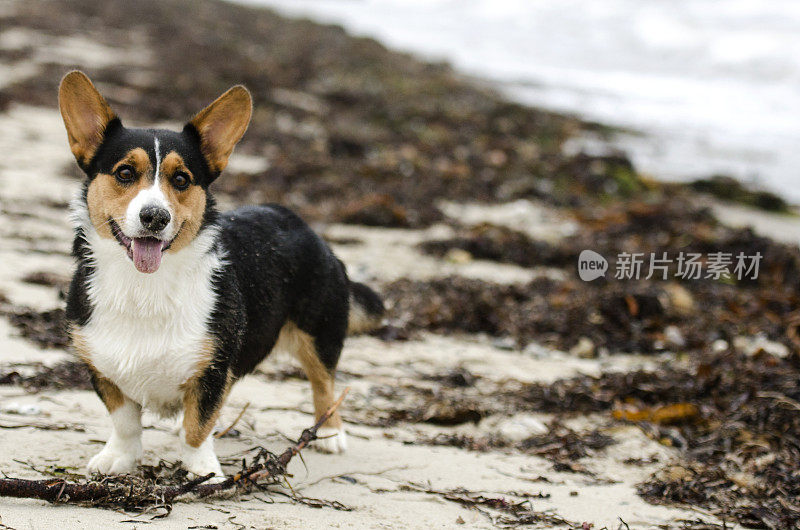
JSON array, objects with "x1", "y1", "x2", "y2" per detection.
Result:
[{"x1": 578, "y1": 249, "x2": 608, "y2": 281}]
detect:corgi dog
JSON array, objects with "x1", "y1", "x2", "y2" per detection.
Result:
[{"x1": 58, "y1": 71, "x2": 384, "y2": 480}]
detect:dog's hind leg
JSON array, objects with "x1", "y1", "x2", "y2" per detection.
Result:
[
  {"x1": 86, "y1": 371, "x2": 143, "y2": 475},
  {"x1": 280, "y1": 322, "x2": 347, "y2": 453}
]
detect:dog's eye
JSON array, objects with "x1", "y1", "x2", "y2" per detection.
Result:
[
  {"x1": 115, "y1": 166, "x2": 135, "y2": 184},
  {"x1": 172, "y1": 172, "x2": 190, "y2": 190}
]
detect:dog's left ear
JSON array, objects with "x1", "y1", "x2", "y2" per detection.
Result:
[{"x1": 187, "y1": 86, "x2": 252, "y2": 175}]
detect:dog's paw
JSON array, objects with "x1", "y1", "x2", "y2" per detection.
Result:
[
  {"x1": 181, "y1": 444, "x2": 225, "y2": 482},
  {"x1": 315, "y1": 427, "x2": 348, "y2": 453},
  {"x1": 87, "y1": 442, "x2": 140, "y2": 475},
  {"x1": 184, "y1": 458, "x2": 225, "y2": 483}
]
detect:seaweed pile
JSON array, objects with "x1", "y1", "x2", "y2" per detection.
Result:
[
  {"x1": 420, "y1": 223, "x2": 569, "y2": 268},
  {"x1": 367, "y1": 347, "x2": 800, "y2": 526},
  {"x1": 400, "y1": 483, "x2": 574, "y2": 528},
  {"x1": 0, "y1": 305, "x2": 68, "y2": 349},
  {"x1": 424, "y1": 422, "x2": 615, "y2": 477},
  {"x1": 383, "y1": 270, "x2": 797, "y2": 355},
  {"x1": 519, "y1": 350, "x2": 800, "y2": 528},
  {"x1": 0, "y1": 361, "x2": 90, "y2": 391},
  {"x1": 394, "y1": 199, "x2": 800, "y2": 355}
]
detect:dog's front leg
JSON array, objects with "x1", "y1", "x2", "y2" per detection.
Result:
[
  {"x1": 179, "y1": 363, "x2": 230, "y2": 482},
  {"x1": 87, "y1": 374, "x2": 142, "y2": 475}
]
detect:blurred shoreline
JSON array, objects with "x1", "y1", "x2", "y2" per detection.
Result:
[{"x1": 238, "y1": 0, "x2": 800, "y2": 203}]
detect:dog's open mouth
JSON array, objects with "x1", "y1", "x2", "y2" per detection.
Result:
[{"x1": 110, "y1": 219, "x2": 172, "y2": 274}]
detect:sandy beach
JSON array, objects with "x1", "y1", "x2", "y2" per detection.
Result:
[{"x1": 1, "y1": 0, "x2": 799, "y2": 528}]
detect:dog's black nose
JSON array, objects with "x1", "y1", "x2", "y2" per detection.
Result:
[{"x1": 139, "y1": 205, "x2": 171, "y2": 232}]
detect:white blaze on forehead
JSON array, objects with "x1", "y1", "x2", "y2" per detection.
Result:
[
  {"x1": 153, "y1": 136, "x2": 161, "y2": 183},
  {"x1": 123, "y1": 136, "x2": 175, "y2": 237}
]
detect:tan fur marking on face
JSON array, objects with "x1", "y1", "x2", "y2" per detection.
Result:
[
  {"x1": 70, "y1": 327, "x2": 125, "y2": 412},
  {"x1": 159, "y1": 151, "x2": 206, "y2": 253},
  {"x1": 86, "y1": 148, "x2": 152, "y2": 239},
  {"x1": 278, "y1": 322, "x2": 342, "y2": 430},
  {"x1": 181, "y1": 338, "x2": 227, "y2": 448}
]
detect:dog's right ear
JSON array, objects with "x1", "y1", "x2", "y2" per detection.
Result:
[{"x1": 58, "y1": 71, "x2": 117, "y2": 168}]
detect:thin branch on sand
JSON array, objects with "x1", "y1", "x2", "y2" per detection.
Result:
[
  {"x1": 215, "y1": 402, "x2": 250, "y2": 438},
  {"x1": 0, "y1": 388, "x2": 350, "y2": 511}
]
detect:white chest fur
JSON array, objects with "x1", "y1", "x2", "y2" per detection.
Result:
[{"x1": 76, "y1": 219, "x2": 224, "y2": 414}]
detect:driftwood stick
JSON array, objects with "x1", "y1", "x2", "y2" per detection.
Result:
[
  {"x1": 0, "y1": 477, "x2": 116, "y2": 503},
  {"x1": 0, "y1": 388, "x2": 350, "y2": 508}
]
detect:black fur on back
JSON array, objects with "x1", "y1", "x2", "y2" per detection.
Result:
[{"x1": 213, "y1": 204, "x2": 352, "y2": 376}]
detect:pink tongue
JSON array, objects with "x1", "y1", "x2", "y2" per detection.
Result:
[{"x1": 132, "y1": 238, "x2": 164, "y2": 273}]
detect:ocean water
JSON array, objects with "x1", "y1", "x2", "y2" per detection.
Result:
[{"x1": 233, "y1": 0, "x2": 800, "y2": 201}]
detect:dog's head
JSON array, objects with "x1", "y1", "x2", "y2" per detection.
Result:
[{"x1": 58, "y1": 70, "x2": 252, "y2": 273}]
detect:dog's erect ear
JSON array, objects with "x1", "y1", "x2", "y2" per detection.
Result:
[
  {"x1": 188, "y1": 86, "x2": 252, "y2": 174},
  {"x1": 58, "y1": 71, "x2": 117, "y2": 168}
]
